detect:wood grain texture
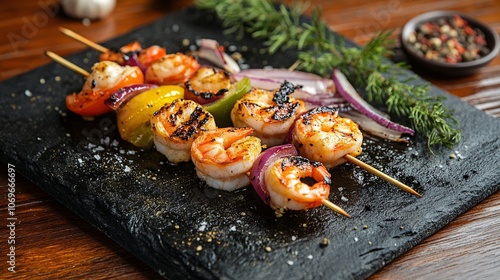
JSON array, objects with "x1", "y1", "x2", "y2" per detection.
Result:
[{"x1": 1, "y1": 0, "x2": 499, "y2": 279}]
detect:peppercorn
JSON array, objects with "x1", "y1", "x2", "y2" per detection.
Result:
[{"x1": 408, "y1": 15, "x2": 490, "y2": 63}]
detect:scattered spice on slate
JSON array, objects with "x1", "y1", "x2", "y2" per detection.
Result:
[
  {"x1": 320, "y1": 238, "x2": 330, "y2": 248},
  {"x1": 408, "y1": 15, "x2": 490, "y2": 63}
]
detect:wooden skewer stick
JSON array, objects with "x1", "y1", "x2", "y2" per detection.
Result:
[
  {"x1": 45, "y1": 51, "x2": 90, "y2": 77},
  {"x1": 59, "y1": 27, "x2": 108, "y2": 53},
  {"x1": 322, "y1": 200, "x2": 351, "y2": 218},
  {"x1": 344, "y1": 154, "x2": 422, "y2": 198}
]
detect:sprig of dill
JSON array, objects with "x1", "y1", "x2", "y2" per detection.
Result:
[{"x1": 195, "y1": 0, "x2": 461, "y2": 150}]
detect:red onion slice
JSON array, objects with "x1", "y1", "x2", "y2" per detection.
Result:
[
  {"x1": 332, "y1": 68, "x2": 415, "y2": 135},
  {"x1": 235, "y1": 68, "x2": 335, "y2": 94},
  {"x1": 233, "y1": 70, "x2": 347, "y2": 109},
  {"x1": 340, "y1": 110, "x2": 407, "y2": 142},
  {"x1": 104, "y1": 84, "x2": 158, "y2": 110},
  {"x1": 194, "y1": 39, "x2": 241, "y2": 74},
  {"x1": 122, "y1": 53, "x2": 148, "y2": 74},
  {"x1": 250, "y1": 144, "x2": 298, "y2": 204}
]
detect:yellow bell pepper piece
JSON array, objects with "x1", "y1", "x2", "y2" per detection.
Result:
[{"x1": 117, "y1": 85, "x2": 184, "y2": 148}]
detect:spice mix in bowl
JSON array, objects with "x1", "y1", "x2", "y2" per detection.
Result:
[{"x1": 400, "y1": 10, "x2": 499, "y2": 77}]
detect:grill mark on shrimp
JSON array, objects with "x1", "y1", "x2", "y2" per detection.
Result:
[
  {"x1": 184, "y1": 68, "x2": 231, "y2": 99},
  {"x1": 173, "y1": 107, "x2": 211, "y2": 140},
  {"x1": 151, "y1": 99, "x2": 217, "y2": 163},
  {"x1": 300, "y1": 106, "x2": 338, "y2": 125},
  {"x1": 273, "y1": 80, "x2": 296, "y2": 105},
  {"x1": 231, "y1": 81, "x2": 306, "y2": 147}
]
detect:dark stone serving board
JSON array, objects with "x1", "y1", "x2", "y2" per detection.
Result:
[{"x1": 1, "y1": 6, "x2": 499, "y2": 280}]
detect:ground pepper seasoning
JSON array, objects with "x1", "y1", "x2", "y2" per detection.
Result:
[{"x1": 408, "y1": 15, "x2": 490, "y2": 63}]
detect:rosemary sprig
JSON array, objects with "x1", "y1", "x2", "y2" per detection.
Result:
[{"x1": 196, "y1": 0, "x2": 461, "y2": 150}]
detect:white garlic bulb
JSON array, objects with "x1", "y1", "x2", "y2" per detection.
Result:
[{"x1": 61, "y1": 0, "x2": 116, "y2": 20}]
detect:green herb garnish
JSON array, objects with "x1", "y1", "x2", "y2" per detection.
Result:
[{"x1": 195, "y1": 0, "x2": 461, "y2": 150}]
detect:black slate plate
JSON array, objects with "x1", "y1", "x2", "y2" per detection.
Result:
[{"x1": 1, "y1": 7, "x2": 499, "y2": 280}]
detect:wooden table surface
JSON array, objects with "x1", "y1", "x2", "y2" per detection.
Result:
[{"x1": 1, "y1": 0, "x2": 499, "y2": 279}]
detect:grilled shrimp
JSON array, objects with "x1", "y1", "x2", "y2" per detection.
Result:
[
  {"x1": 99, "y1": 41, "x2": 142, "y2": 65},
  {"x1": 265, "y1": 155, "x2": 331, "y2": 217},
  {"x1": 145, "y1": 53, "x2": 199, "y2": 85},
  {"x1": 231, "y1": 81, "x2": 306, "y2": 147},
  {"x1": 292, "y1": 106, "x2": 363, "y2": 169},
  {"x1": 66, "y1": 61, "x2": 144, "y2": 116},
  {"x1": 150, "y1": 99, "x2": 217, "y2": 163},
  {"x1": 99, "y1": 41, "x2": 166, "y2": 69},
  {"x1": 184, "y1": 67, "x2": 232, "y2": 104},
  {"x1": 191, "y1": 127, "x2": 262, "y2": 191}
]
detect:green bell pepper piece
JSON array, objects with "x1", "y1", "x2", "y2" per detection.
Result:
[{"x1": 204, "y1": 77, "x2": 251, "y2": 127}]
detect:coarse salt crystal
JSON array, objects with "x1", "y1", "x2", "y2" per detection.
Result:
[
  {"x1": 198, "y1": 222, "x2": 207, "y2": 232},
  {"x1": 94, "y1": 154, "x2": 101, "y2": 160},
  {"x1": 25, "y1": 90, "x2": 32, "y2": 97},
  {"x1": 124, "y1": 166, "x2": 131, "y2": 172},
  {"x1": 341, "y1": 196, "x2": 349, "y2": 202},
  {"x1": 229, "y1": 225, "x2": 236, "y2": 231},
  {"x1": 354, "y1": 237, "x2": 359, "y2": 242},
  {"x1": 287, "y1": 260, "x2": 294, "y2": 266}
]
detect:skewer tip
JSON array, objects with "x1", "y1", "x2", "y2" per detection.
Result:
[
  {"x1": 44, "y1": 50, "x2": 90, "y2": 77},
  {"x1": 409, "y1": 189, "x2": 423, "y2": 198},
  {"x1": 344, "y1": 154, "x2": 422, "y2": 198},
  {"x1": 58, "y1": 26, "x2": 69, "y2": 33},
  {"x1": 58, "y1": 26, "x2": 108, "y2": 53},
  {"x1": 322, "y1": 200, "x2": 351, "y2": 218}
]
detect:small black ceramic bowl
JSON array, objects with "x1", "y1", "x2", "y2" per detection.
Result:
[{"x1": 400, "y1": 10, "x2": 499, "y2": 77}]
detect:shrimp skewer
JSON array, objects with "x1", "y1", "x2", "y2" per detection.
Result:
[
  {"x1": 45, "y1": 51, "x2": 144, "y2": 116},
  {"x1": 264, "y1": 155, "x2": 350, "y2": 217},
  {"x1": 191, "y1": 127, "x2": 262, "y2": 191},
  {"x1": 292, "y1": 106, "x2": 421, "y2": 197},
  {"x1": 151, "y1": 99, "x2": 217, "y2": 163},
  {"x1": 231, "y1": 80, "x2": 307, "y2": 147},
  {"x1": 145, "y1": 53, "x2": 200, "y2": 85},
  {"x1": 59, "y1": 27, "x2": 166, "y2": 70},
  {"x1": 250, "y1": 144, "x2": 350, "y2": 217}
]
